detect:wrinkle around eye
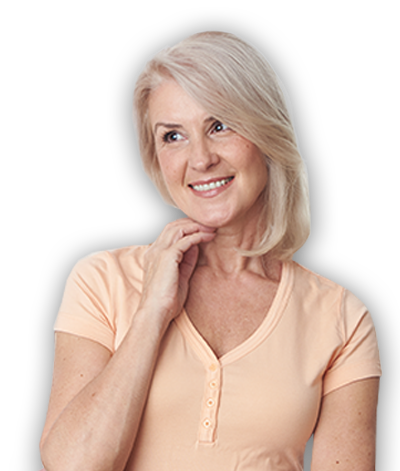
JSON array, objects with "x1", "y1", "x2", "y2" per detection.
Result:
[
  {"x1": 161, "y1": 130, "x2": 185, "y2": 144},
  {"x1": 210, "y1": 120, "x2": 231, "y2": 135},
  {"x1": 216, "y1": 122, "x2": 228, "y2": 132}
]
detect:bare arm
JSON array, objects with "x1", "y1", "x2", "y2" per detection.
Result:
[
  {"x1": 311, "y1": 377, "x2": 379, "y2": 470},
  {"x1": 40, "y1": 311, "x2": 169, "y2": 471},
  {"x1": 40, "y1": 219, "x2": 216, "y2": 471}
]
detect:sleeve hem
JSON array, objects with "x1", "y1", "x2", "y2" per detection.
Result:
[
  {"x1": 54, "y1": 311, "x2": 115, "y2": 353},
  {"x1": 323, "y1": 360, "x2": 382, "y2": 396}
]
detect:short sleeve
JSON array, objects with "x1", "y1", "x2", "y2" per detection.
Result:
[
  {"x1": 54, "y1": 252, "x2": 116, "y2": 352},
  {"x1": 323, "y1": 289, "x2": 382, "y2": 395}
]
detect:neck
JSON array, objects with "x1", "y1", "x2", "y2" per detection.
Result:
[
  {"x1": 199, "y1": 231, "x2": 255, "y2": 272},
  {"x1": 197, "y1": 212, "x2": 280, "y2": 279}
]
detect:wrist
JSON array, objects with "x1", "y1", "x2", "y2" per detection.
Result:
[{"x1": 130, "y1": 306, "x2": 173, "y2": 340}]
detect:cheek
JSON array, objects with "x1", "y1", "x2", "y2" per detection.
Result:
[
  {"x1": 241, "y1": 144, "x2": 268, "y2": 179},
  {"x1": 164, "y1": 168, "x2": 180, "y2": 188},
  {"x1": 158, "y1": 154, "x2": 183, "y2": 192},
  {"x1": 157, "y1": 151, "x2": 172, "y2": 180},
  {"x1": 256, "y1": 158, "x2": 268, "y2": 182}
]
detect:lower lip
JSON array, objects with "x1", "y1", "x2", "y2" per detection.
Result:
[{"x1": 189, "y1": 178, "x2": 234, "y2": 198}]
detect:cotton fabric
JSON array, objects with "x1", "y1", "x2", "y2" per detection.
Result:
[{"x1": 54, "y1": 246, "x2": 381, "y2": 470}]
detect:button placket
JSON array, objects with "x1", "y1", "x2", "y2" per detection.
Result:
[
  {"x1": 198, "y1": 363, "x2": 221, "y2": 443},
  {"x1": 206, "y1": 398, "x2": 215, "y2": 407}
]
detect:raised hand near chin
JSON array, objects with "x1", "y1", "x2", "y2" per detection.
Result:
[{"x1": 138, "y1": 219, "x2": 216, "y2": 327}]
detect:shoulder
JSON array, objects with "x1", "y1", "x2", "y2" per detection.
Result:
[
  {"x1": 63, "y1": 244, "x2": 150, "y2": 307},
  {"x1": 286, "y1": 262, "x2": 381, "y2": 394},
  {"x1": 288, "y1": 261, "x2": 373, "y2": 341},
  {"x1": 290, "y1": 261, "x2": 366, "y2": 311},
  {"x1": 72, "y1": 245, "x2": 149, "y2": 282},
  {"x1": 289, "y1": 261, "x2": 346, "y2": 313},
  {"x1": 291, "y1": 261, "x2": 344, "y2": 292},
  {"x1": 56, "y1": 245, "x2": 151, "y2": 351}
]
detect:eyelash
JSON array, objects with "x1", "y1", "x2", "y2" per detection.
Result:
[
  {"x1": 162, "y1": 131, "x2": 182, "y2": 143},
  {"x1": 160, "y1": 121, "x2": 229, "y2": 144},
  {"x1": 211, "y1": 121, "x2": 228, "y2": 133}
]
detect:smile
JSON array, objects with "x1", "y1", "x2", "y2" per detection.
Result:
[{"x1": 189, "y1": 177, "x2": 234, "y2": 192}]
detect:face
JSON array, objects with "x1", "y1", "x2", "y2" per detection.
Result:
[{"x1": 148, "y1": 80, "x2": 268, "y2": 229}]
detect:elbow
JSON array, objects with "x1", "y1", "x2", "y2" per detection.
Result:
[
  {"x1": 40, "y1": 437, "x2": 58, "y2": 471},
  {"x1": 39, "y1": 428, "x2": 59, "y2": 471},
  {"x1": 39, "y1": 435, "x2": 76, "y2": 471},
  {"x1": 40, "y1": 436, "x2": 121, "y2": 471},
  {"x1": 39, "y1": 431, "x2": 48, "y2": 458},
  {"x1": 39, "y1": 434, "x2": 49, "y2": 470}
]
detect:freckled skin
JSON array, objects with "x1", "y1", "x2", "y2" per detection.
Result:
[{"x1": 148, "y1": 80, "x2": 269, "y2": 231}]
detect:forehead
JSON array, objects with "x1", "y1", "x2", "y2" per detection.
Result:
[{"x1": 148, "y1": 80, "x2": 209, "y2": 128}]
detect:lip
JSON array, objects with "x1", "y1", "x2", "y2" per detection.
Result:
[
  {"x1": 188, "y1": 176, "x2": 234, "y2": 198},
  {"x1": 188, "y1": 176, "x2": 234, "y2": 187}
]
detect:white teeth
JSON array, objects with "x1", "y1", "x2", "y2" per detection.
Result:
[{"x1": 191, "y1": 177, "x2": 233, "y2": 192}]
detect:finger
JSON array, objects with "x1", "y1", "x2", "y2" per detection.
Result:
[
  {"x1": 189, "y1": 221, "x2": 216, "y2": 233},
  {"x1": 159, "y1": 219, "x2": 215, "y2": 246},
  {"x1": 173, "y1": 230, "x2": 216, "y2": 262}
]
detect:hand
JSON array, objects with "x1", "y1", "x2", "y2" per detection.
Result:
[{"x1": 138, "y1": 219, "x2": 216, "y2": 325}]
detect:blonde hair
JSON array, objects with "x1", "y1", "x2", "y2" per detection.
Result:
[{"x1": 134, "y1": 31, "x2": 310, "y2": 260}]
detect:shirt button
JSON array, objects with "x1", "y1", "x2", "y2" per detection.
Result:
[
  {"x1": 209, "y1": 380, "x2": 217, "y2": 389},
  {"x1": 203, "y1": 418, "x2": 212, "y2": 428},
  {"x1": 206, "y1": 398, "x2": 215, "y2": 407},
  {"x1": 209, "y1": 363, "x2": 218, "y2": 372}
]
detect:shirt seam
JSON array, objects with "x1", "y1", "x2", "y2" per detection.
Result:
[{"x1": 339, "y1": 287, "x2": 346, "y2": 342}]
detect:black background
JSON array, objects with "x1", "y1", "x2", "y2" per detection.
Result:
[{"x1": 10, "y1": 8, "x2": 396, "y2": 471}]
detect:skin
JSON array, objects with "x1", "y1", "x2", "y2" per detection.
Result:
[
  {"x1": 40, "y1": 79, "x2": 379, "y2": 471},
  {"x1": 311, "y1": 377, "x2": 379, "y2": 470},
  {"x1": 149, "y1": 79, "x2": 269, "y2": 234}
]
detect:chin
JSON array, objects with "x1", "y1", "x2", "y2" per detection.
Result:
[{"x1": 188, "y1": 209, "x2": 237, "y2": 229}]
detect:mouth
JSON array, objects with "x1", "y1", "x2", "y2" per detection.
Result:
[{"x1": 188, "y1": 176, "x2": 234, "y2": 192}]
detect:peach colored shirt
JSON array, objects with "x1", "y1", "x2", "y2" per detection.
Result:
[{"x1": 55, "y1": 246, "x2": 382, "y2": 470}]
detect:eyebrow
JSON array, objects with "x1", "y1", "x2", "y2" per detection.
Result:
[
  {"x1": 154, "y1": 123, "x2": 183, "y2": 133},
  {"x1": 153, "y1": 117, "x2": 217, "y2": 134}
]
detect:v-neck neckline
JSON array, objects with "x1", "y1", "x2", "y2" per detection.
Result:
[{"x1": 174, "y1": 261, "x2": 294, "y2": 368}]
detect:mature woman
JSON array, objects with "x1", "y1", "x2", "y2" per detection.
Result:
[{"x1": 40, "y1": 32, "x2": 381, "y2": 470}]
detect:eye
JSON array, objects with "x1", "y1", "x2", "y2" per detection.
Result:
[
  {"x1": 211, "y1": 121, "x2": 229, "y2": 133},
  {"x1": 162, "y1": 131, "x2": 184, "y2": 143}
]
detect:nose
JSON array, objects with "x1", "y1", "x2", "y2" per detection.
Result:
[{"x1": 188, "y1": 137, "x2": 220, "y2": 172}]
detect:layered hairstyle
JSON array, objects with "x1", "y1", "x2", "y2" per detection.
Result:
[{"x1": 134, "y1": 31, "x2": 310, "y2": 260}]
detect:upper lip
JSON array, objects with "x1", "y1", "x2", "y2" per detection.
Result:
[{"x1": 188, "y1": 176, "x2": 234, "y2": 187}]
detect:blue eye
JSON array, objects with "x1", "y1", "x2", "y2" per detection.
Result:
[{"x1": 162, "y1": 131, "x2": 183, "y2": 143}]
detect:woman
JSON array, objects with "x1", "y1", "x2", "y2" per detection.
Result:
[{"x1": 40, "y1": 32, "x2": 381, "y2": 470}]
